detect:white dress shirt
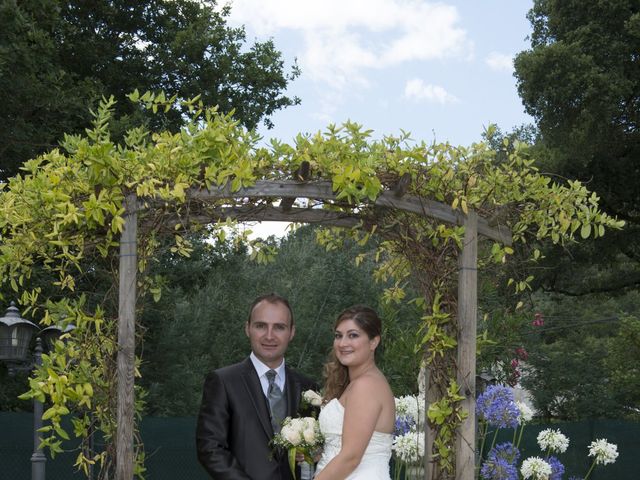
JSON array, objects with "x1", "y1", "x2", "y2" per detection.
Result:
[{"x1": 249, "y1": 352, "x2": 286, "y2": 397}]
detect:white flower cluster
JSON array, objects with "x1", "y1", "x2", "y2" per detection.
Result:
[
  {"x1": 392, "y1": 431, "x2": 425, "y2": 463},
  {"x1": 520, "y1": 456, "x2": 552, "y2": 480},
  {"x1": 515, "y1": 400, "x2": 534, "y2": 423},
  {"x1": 393, "y1": 394, "x2": 426, "y2": 468},
  {"x1": 395, "y1": 395, "x2": 425, "y2": 427},
  {"x1": 537, "y1": 428, "x2": 570, "y2": 453},
  {"x1": 588, "y1": 438, "x2": 619, "y2": 465},
  {"x1": 302, "y1": 389, "x2": 323, "y2": 407},
  {"x1": 276, "y1": 416, "x2": 323, "y2": 449}
]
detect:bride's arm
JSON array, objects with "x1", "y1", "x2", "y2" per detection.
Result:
[{"x1": 314, "y1": 378, "x2": 382, "y2": 480}]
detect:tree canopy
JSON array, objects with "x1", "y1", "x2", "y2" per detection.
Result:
[
  {"x1": 0, "y1": 0, "x2": 300, "y2": 180},
  {"x1": 513, "y1": 0, "x2": 640, "y2": 293}
]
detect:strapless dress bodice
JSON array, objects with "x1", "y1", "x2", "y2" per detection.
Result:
[{"x1": 315, "y1": 398, "x2": 392, "y2": 479}]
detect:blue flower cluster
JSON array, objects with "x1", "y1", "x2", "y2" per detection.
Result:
[
  {"x1": 476, "y1": 385, "x2": 520, "y2": 429},
  {"x1": 493, "y1": 442, "x2": 520, "y2": 465},
  {"x1": 480, "y1": 443, "x2": 520, "y2": 480},
  {"x1": 394, "y1": 415, "x2": 415, "y2": 437},
  {"x1": 549, "y1": 456, "x2": 565, "y2": 480}
]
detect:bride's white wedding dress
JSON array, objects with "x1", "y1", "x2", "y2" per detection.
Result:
[{"x1": 315, "y1": 398, "x2": 393, "y2": 479}]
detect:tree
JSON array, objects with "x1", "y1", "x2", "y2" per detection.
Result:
[
  {"x1": 513, "y1": 0, "x2": 640, "y2": 295},
  {"x1": 520, "y1": 291, "x2": 640, "y2": 420},
  {"x1": 138, "y1": 226, "x2": 424, "y2": 416},
  {"x1": 0, "y1": 0, "x2": 300, "y2": 180}
]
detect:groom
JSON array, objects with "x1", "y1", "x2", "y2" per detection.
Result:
[{"x1": 196, "y1": 293, "x2": 317, "y2": 479}]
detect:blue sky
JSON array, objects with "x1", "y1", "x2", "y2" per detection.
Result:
[
  {"x1": 222, "y1": 0, "x2": 536, "y2": 237},
  {"x1": 226, "y1": 0, "x2": 535, "y2": 147}
]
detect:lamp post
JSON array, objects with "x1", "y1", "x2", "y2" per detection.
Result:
[
  {"x1": 31, "y1": 337, "x2": 46, "y2": 480},
  {"x1": 0, "y1": 302, "x2": 61, "y2": 480}
]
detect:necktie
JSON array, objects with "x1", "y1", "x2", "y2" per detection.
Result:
[{"x1": 266, "y1": 369, "x2": 286, "y2": 433}]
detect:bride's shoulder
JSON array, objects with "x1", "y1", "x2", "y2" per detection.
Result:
[{"x1": 349, "y1": 370, "x2": 391, "y2": 396}]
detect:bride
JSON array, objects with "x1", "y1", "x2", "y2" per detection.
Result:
[{"x1": 314, "y1": 305, "x2": 395, "y2": 480}]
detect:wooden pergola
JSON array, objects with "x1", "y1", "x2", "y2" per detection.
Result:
[{"x1": 116, "y1": 175, "x2": 512, "y2": 479}]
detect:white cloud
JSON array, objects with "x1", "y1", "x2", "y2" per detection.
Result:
[
  {"x1": 404, "y1": 78, "x2": 459, "y2": 104},
  {"x1": 226, "y1": 0, "x2": 473, "y2": 87},
  {"x1": 485, "y1": 52, "x2": 513, "y2": 72}
]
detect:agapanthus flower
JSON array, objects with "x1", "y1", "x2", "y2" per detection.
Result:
[
  {"x1": 392, "y1": 430, "x2": 425, "y2": 463},
  {"x1": 480, "y1": 456, "x2": 518, "y2": 480},
  {"x1": 476, "y1": 385, "x2": 520, "y2": 428},
  {"x1": 521, "y1": 456, "x2": 552, "y2": 480},
  {"x1": 537, "y1": 428, "x2": 570, "y2": 453},
  {"x1": 588, "y1": 438, "x2": 619, "y2": 465},
  {"x1": 394, "y1": 415, "x2": 415, "y2": 436},
  {"x1": 395, "y1": 395, "x2": 424, "y2": 427},
  {"x1": 548, "y1": 456, "x2": 565, "y2": 480},
  {"x1": 515, "y1": 401, "x2": 534, "y2": 423},
  {"x1": 487, "y1": 442, "x2": 521, "y2": 466}
]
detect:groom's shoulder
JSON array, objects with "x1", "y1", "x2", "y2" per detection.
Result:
[
  {"x1": 287, "y1": 366, "x2": 318, "y2": 388},
  {"x1": 212, "y1": 358, "x2": 252, "y2": 378}
]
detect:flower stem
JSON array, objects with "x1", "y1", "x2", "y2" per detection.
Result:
[
  {"x1": 516, "y1": 424, "x2": 524, "y2": 448},
  {"x1": 583, "y1": 459, "x2": 597, "y2": 480},
  {"x1": 478, "y1": 422, "x2": 488, "y2": 463},
  {"x1": 489, "y1": 427, "x2": 499, "y2": 452}
]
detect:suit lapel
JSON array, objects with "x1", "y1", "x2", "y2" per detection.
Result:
[
  {"x1": 240, "y1": 358, "x2": 273, "y2": 437},
  {"x1": 285, "y1": 366, "x2": 301, "y2": 418}
]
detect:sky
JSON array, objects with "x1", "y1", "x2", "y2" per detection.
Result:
[{"x1": 221, "y1": 0, "x2": 536, "y2": 238}]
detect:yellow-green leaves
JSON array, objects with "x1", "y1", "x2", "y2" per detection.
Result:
[{"x1": 248, "y1": 241, "x2": 277, "y2": 264}]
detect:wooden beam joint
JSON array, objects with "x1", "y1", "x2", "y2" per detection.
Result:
[{"x1": 280, "y1": 161, "x2": 311, "y2": 212}]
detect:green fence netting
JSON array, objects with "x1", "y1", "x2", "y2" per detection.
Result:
[
  {"x1": 0, "y1": 413, "x2": 208, "y2": 480},
  {"x1": 1, "y1": 412, "x2": 638, "y2": 479}
]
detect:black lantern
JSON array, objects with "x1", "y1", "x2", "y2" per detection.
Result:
[
  {"x1": 0, "y1": 302, "x2": 39, "y2": 364},
  {"x1": 40, "y1": 323, "x2": 76, "y2": 353}
]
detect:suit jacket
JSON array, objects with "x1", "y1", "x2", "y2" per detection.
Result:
[{"x1": 196, "y1": 357, "x2": 318, "y2": 480}]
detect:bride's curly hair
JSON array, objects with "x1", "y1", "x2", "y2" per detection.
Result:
[{"x1": 322, "y1": 305, "x2": 382, "y2": 402}]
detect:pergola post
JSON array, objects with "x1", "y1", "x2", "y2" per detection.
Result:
[
  {"x1": 456, "y1": 211, "x2": 478, "y2": 480},
  {"x1": 116, "y1": 193, "x2": 137, "y2": 480}
]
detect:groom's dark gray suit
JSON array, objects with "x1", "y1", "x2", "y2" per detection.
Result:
[{"x1": 196, "y1": 357, "x2": 317, "y2": 480}]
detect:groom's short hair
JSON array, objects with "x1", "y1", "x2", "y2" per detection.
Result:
[{"x1": 247, "y1": 293, "x2": 294, "y2": 327}]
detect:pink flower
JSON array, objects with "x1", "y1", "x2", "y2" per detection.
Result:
[
  {"x1": 507, "y1": 369, "x2": 521, "y2": 387},
  {"x1": 511, "y1": 358, "x2": 519, "y2": 369},
  {"x1": 532, "y1": 312, "x2": 544, "y2": 327},
  {"x1": 515, "y1": 347, "x2": 529, "y2": 361}
]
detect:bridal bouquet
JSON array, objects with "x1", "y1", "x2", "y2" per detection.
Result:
[{"x1": 272, "y1": 416, "x2": 324, "y2": 479}]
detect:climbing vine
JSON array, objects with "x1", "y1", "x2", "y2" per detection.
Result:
[{"x1": 0, "y1": 93, "x2": 623, "y2": 478}]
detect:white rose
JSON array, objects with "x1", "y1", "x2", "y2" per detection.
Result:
[
  {"x1": 303, "y1": 417, "x2": 316, "y2": 430},
  {"x1": 282, "y1": 425, "x2": 302, "y2": 446},
  {"x1": 303, "y1": 390, "x2": 323, "y2": 407},
  {"x1": 303, "y1": 428, "x2": 316, "y2": 444}
]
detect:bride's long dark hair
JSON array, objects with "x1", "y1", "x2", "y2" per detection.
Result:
[{"x1": 322, "y1": 305, "x2": 382, "y2": 402}]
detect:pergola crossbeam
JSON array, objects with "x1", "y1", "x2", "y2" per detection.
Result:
[
  {"x1": 158, "y1": 206, "x2": 360, "y2": 229},
  {"x1": 188, "y1": 180, "x2": 512, "y2": 245}
]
